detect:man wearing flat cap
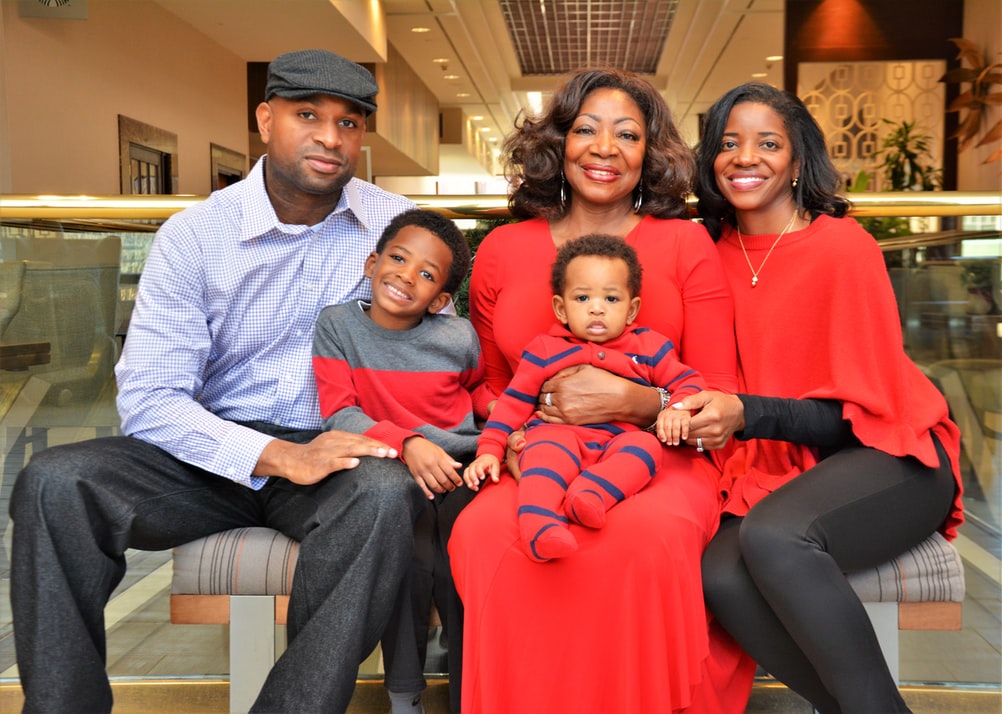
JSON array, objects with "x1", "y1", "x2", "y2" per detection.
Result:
[{"x1": 11, "y1": 50, "x2": 423, "y2": 713}]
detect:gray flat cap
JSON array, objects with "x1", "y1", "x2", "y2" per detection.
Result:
[{"x1": 265, "y1": 49, "x2": 378, "y2": 114}]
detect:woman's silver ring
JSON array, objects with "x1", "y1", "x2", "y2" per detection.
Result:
[
  {"x1": 544, "y1": 392, "x2": 552, "y2": 408},
  {"x1": 696, "y1": 437, "x2": 704, "y2": 453}
]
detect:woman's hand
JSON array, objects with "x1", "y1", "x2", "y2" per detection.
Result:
[
  {"x1": 672, "y1": 390, "x2": 745, "y2": 450},
  {"x1": 537, "y1": 364, "x2": 655, "y2": 426}
]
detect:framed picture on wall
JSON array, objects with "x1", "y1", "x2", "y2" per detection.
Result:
[{"x1": 210, "y1": 144, "x2": 247, "y2": 192}]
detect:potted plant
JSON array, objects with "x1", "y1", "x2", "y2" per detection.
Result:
[
  {"x1": 872, "y1": 118, "x2": 942, "y2": 192},
  {"x1": 940, "y1": 37, "x2": 1002, "y2": 163}
]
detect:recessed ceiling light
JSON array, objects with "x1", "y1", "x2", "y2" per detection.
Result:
[
  {"x1": 456, "y1": 92, "x2": 471, "y2": 98},
  {"x1": 432, "y1": 58, "x2": 449, "y2": 64},
  {"x1": 765, "y1": 55, "x2": 783, "y2": 62},
  {"x1": 526, "y1": 91, "x2": 543, "y2": 115},
  {"x1": 751, "y1": 72, "x2": 768, "y2": 78},
  {"x1": 443, "y1": 74, "x2": 460, "y2": 80},
  {"x1": 480, "y1": 127, "x2": 491, "y2": 132},
  {"x1": 411, "y1": 26, "x2": 430, "y2": 33},
  {"x1": 489, "y1": 137, "x2": 498, "y2": 142},
  {"x1": 470, "y1": 115, "x2": 484, "y2": 121}
]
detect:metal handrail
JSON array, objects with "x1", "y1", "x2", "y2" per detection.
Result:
[{"x1": 1, "y1": 191, "x2": 1000, "y2": 221}]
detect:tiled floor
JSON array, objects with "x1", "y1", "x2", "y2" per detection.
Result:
[{"x1": 1, "y1": 385, "x2": 1000, "y2": 706}]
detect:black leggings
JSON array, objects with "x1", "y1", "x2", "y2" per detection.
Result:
[{"x1": 701, "y1": 438, "x2": 955, "y2": 714}]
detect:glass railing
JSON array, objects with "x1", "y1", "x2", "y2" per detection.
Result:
[{"x1": 1, "y1": 192, "x2": 1000, "y2": 688}]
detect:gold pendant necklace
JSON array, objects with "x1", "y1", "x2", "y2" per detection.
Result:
[{"x1": 737, "y1": 211, "x2": 799, "y2": 287}]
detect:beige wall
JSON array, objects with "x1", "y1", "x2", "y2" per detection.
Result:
[
  {"x1": 0, "y1": 0, "x2": 247, "y2": 195},
  {"x1": 958, "y1": 0, "x2": 1002, "y2": 193}
]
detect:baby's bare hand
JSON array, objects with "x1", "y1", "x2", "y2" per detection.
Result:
[
  {"x1": 656, "y1": 406, "x2": 692, "y2": 446},
  {"x1": 464, "y1": 455, "x2": 500, "y2": 490}
]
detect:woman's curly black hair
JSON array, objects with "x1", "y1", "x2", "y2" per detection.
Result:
[
  {"x1": 695, "y1": 82, "x2": 850, "y2": 241},
  {"x1": 503, "y1": 67, "x2": 695, "y2": 221}
]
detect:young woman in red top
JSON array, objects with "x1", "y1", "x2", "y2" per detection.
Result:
[{"x1": 677, "y1": 82, "x2": 963, "y2": 713}]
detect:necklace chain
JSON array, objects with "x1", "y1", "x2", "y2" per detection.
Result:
[{"x1": 737, "y1": 211, "x2": 799, "y2": 287}]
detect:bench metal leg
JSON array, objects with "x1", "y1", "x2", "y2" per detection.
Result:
[
  {"x1": 813, "y1": 602, "x2": 901, "y2": 714},
  {"x1": 864, "y1": 601, "x2": 900, "y2": 683},
  {"x1": 229, "y1": 595, "x2": 277, "y2": 714}
]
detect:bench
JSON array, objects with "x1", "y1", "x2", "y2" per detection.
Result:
[
  {"x1": 171, "y1": 528, "x2": 297, "y2": 714},
  {"x1": 170, "y1": 527, "x2": 964, "y2": 713}
]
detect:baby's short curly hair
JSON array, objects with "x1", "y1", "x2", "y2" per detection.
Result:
[{"x1": 550, "y1": 234, "x2": 642, "y2": 297}]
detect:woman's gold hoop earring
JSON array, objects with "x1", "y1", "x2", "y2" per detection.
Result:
[
  {"x1": 633, "y1": 183, "x2": 644, "y2": 213},
  {"x1": 560, "y1": 172, "x2": 569, "y2": 209}
]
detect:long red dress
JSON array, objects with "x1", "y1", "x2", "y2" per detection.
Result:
[{"x1": 449, "y1": 216, "x2": 739, "y2": 714}]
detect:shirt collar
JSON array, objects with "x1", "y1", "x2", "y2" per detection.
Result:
[{"x1": 238, "y1": 156, "x2": 373, "y2": 241}]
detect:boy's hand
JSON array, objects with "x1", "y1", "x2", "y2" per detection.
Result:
[
  {"x1": 656, "y1": 404, "x2": 692, "y2": 446},
  {"x1": 464, "y1": 455, "x2": 500, "y2": 490},
  {"x1": 402, "y1": 437, "x2": 463, "y2": 500}
]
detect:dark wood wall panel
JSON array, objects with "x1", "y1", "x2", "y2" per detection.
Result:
[{"x1": 784, "y1": 0, "x2": 964, "y2": 188}]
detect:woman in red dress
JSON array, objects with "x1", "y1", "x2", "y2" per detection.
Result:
[
  {"x1": 448, "y1": 68, "x2": 738, "y2": 714},
  {"x1": 678, "y1": 83, "x2": 964, "y2": 713}
]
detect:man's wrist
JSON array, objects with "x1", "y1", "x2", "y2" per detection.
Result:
[{"x1": 253, "y1": 437, "x2": 290, "y2": 478}]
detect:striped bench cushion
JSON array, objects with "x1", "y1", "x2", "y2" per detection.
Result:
[
  {"x1": 846, "y1": 531, "x2": 965, "y2": 603},
  {"x1": 170, "y1": 527, "x2": 965, "y2": 605},
  {"x1": 171, "y1": 526, "x2": 299, "y2": 596}
]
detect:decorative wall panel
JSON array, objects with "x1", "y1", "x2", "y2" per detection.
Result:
[{"x1": 799, "y1": 60, "x2": 946, "y2": 191}]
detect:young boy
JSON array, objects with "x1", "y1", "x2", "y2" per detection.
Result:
[
  {"x1": 464, "y1": 234, "x2": 706, "y2": 562},
  {"x1": 312, "y1": 209, "x2": 490, "y2": 714}
]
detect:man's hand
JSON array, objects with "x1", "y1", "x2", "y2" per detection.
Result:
[
  {"x1": 254, "y1": 431, "x2": 397, "y2": 485},
  {"x1": 402, "y1": 436, "x2": 463, "y2": 499}
]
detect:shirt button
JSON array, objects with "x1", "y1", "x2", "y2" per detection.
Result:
[{"x1": 598, "y1": 351, "x2": 606, "y2": 360}]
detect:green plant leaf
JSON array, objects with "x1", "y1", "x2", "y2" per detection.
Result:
[{"x1": 847, "y1": 170, "x2": 871, "y2": 193}]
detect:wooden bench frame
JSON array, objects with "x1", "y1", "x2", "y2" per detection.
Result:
[
  {"x1": 863, "y1": 601, "x2": 962, "y2": 682},
  {"x1": 171, "y1": 594, "x2": 290, "y2": 714}
]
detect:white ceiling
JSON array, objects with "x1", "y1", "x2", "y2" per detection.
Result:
[{"x1": 153, "y1": 0, "x2": 785, "y2": 176}]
